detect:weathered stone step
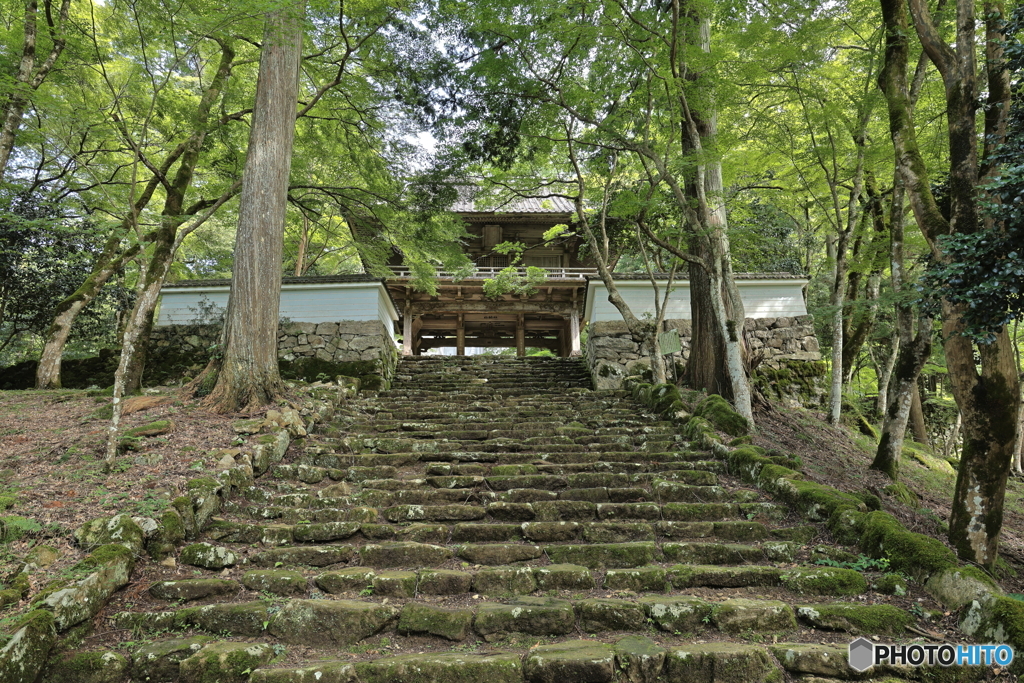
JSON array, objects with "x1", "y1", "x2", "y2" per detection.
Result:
[
  {"x1": 123, "y1": 584, "x2": 891, "y2": 652},
  {"x1": 240, "y1": 638, "x2": 882, "y2": 683},
  {"x1": 224, "y1": 497, "x2": 789, "y2": 525}
]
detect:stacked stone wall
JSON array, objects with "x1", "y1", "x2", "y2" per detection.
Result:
[
  {"x1": 586, "y1": 315, "x2": 823, "y2": 403},
  {"x1": 148, "y1": 320, "x2": 398, "y2": 389}
]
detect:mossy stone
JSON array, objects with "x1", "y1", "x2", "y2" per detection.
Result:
[
  {"x1": 315, "y1": 568, "x2": 375, "y2": 594},
  {"x1": 358, "y1": 542, "x2": 450, "y2": 567},
  {"x1": 663, "y1": 542, "x2": 763, "y2": 565},
  {"x1": 639, "y1": 595, "x2": 712, "y2": 632},
  {"x1": 576, "y1": 598, "x2": 646, "y2": 632},
  {"x1": 779, "y1": 567, "x2": 867, "y2": 596},
  {"x1": 417, "y1": 569, "x2": 472, "y2": 595},
  {"x1": 397, "y1": 602, "x2": 473, "y2": 641},
  {"x1": 795, "y1": 603, "x2": 913, "y2": 634},
  {"x1": 355, "y1": 653, "x2": 523, "y2": 683},
  {"x1": 249, "y1": 662, "x2": 358, "y2": 683},
  {"x1": 373, "y1": 571, "x2": 417, "y2": 597},
  {"x1": 457, "y1": 543, "x2": 542, "y2": 565},
  {"x1": 39, "y1": 544, "x2": 135, "y2": 631},
  {"x1": 451, "y1": 523, "x2": 522, "y2": 543},
  {"x1": 858, "y1": 511, "x2": 957, "y2": 580},
  {"x1": 615, "y1": 635, "x2": 667, "y2": 683},
  {"x1": 473, "y1": 565, "x2": 537, "y2": 595},
  {"x1": 292, "y1": 521, "x2": 360, "y2": 542},
  {"x1": 712, "y1": 598, "x2": 798, "y2": 634},
  {"x1": 544, "y1": 542, "x2": 660, "y2": 569},
  {"x1": 131, "y1": 636, "x2": 215, "y2": 682},
  {"x1": 149, "y1": 579, "x2": 238, "y2": 602},
  {"x1": 770, "y1": 525, "x2": 818, "y2": 544},
  {"x1": 74, "y1": 514, "x2": 144, "y2": 554},
  {"x1": 523, "y1": 640, "x2": 616, "y2": 683},
  {"x1": 178, "y1": 642, "x2": 273, "y2": 683},
  {"x1": 583, "y1": 522, "x2": 655, "y2": 543},
  {"x1": 521, "y1": 521, "x2": 580, "y2": 542},
  {"x1": 473, "y1": 596, "x2": 575, "y2": 641},
  {"x1": 603, "y1": 567, "x2": 668, "y2": 592},
  {"x1": 662, "y1": 503, "x2": 737, "y2": 522},
  {"x1": 713, "y1": 521, "x2": 769, "y2": 542},
  {"x1": 188, "y1": 601, "x2": 271, "y2": 637},
  {"x1": 0, "y1": 610, "x2": 56, "y2": 683},
  {"x1": 400, "y1": 523, "x2": 448, "y2": 544},
  {"x1": 242, "y1": 570, "x2": 308, "y2": 596},
  {"x1": 179, "y1": 542, "x2": 237, "y2": 570},
  {"x1": 768, "y1": 643, "x2": 850, "y2": 678},
  {"x1": 672, "y1": 564, "x2": 782, "y2": 589},
  {"x1": 251, "y1": 545, "x2": 352, "y2": 567},
  {"x1": 663, "y1": 643, "x2": 781, "y2": 683},
  {"x1": 533, "y1": 564, "x2": 594, "y2": 591},
  {"x1": 42, "y1": 650, "x2": 129, "y2": 683},
  {"x1": 694, "y1": 395, "x2": 749, "y2": 437},
  {"x1": 268, "y1": 600, "x2": 399, "y2": 646}
]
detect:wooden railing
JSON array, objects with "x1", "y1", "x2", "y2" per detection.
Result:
[{"x1": 386, "y1": 266, "x2": 597, "y2": 280}]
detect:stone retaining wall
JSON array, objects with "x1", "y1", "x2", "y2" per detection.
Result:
[
  {"x1": 586, "y1": 315, "x2": 823, "y2": 398},
  {"x1": 148, "y1": 320, "x2": 399, "y2": 390}
]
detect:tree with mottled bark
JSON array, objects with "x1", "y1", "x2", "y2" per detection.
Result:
[
  {"x1": 877, "y1": 0, "x2": 1020, "y2": 568},
  {"x1": 201, "y1": 1, "x2": 304, "y2": 413}
]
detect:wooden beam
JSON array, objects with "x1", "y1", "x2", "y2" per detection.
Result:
[
  {"x1": 456, "y1": 313, "x2": 465, "y2": 356},
  {"x1": 402, "y1": 311, "x2": 413, "y2": 356},
  {"x1": 516, "y1": 313, "x2": 525, "y2": 357},
  {"x1": 569, "y1": 308, "x2": 581, "y2": 357},
  {"x1": 405, "y1": 301, "x2": 576, "y2": 314}
]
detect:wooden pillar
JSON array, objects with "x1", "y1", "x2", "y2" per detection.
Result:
[
  {"x1": 402, "y1": 310, "x2": 413, "y2": 356},
  {"x1": 456, "y1": 313, "x2": 465, "y2": 356},
  {"x1": 569, "y1": 308, "x2": 581, "y2": 357},
  {"x1": 516, "y1": 313, "x2": 526, "y2": 357},
  {"x1": 559, "y1": 320, "x2": 570, "y2": 358}
]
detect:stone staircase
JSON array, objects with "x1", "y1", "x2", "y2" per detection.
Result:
[{"x1": 103, "y1": 356, "x2": 955, "y2": 683}]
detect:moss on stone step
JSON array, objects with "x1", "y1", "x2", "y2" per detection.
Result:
[
  {"x1": 779, "y1": 567, "x2": 867, "y2": 596},
  {"x1": 663, "y1": 643, "x2": 782, "y2": 683},
  {"x1": 796, "y1": 603, "x2": 914, "y2": 634},
  {"x1": 397, "y1": 602, "x2": 473, "y2": 641},
  {"x1": 417, "y1": 569, "x2": 472, "y2": 595},
  {"x1": 473, "y1": 566, "x2": 537, "y2": 595},
  {"x1": 576, "y1": 598, "x2": 647, "y2": 632},
  {"x1": 474, "y1": 596, "x2": 575, "y2": 641},
  {"x1": 712, "y1": 598, "x2": 797, "y2": 634},
  {"x1": 315, "y1": 568, "x2": 374, "y2": 594},
  {"x1": 179, "y1": 642, "x2": 273, "y2": 683},
  {"x1": 242, "y1": 570, "x2": 307, "y2": 596},
  {"x1": 544, "y1": 542, "x2": 661, "y2": 569},
  {"x1": 149, "y1": 578, "x2": 238, "y2": 602},
  {"x1": 130, "y1": 636, "x2": 215, "y2": 682},
  {"x1": 524, "y1": 640, "x2": 616, "y2": 683},
  {"x1": 179, "y1": 543, "x2": 237, "y2": 570},
  {"x1": 268, "y1": 600, "x2": 398, "y2": 646},
  {"x1": 42, "y1": 650, "x2": 128, "y2": 683},
  {"x1": 355, "y1": 652, "x2": 523, "y2": 683},
  {"x1": 533, "y1": 564, "x2": 594, "y2": 591}
]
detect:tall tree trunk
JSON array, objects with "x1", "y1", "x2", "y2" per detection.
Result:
[
  {"x1": 879, "y1": 0, "x2": 1020, "y2": 568},
  {"x1": 671, "y1": 5, "x2": 751, "y2": 427},
  {"x1": 871, "y1": 171, "x2": 932, "y2": 479},
  {"x1": 876, "y1": 332, "x2": 900, "y2": 418},
  {"x1": 909, "y1": 385, "x2": 929, "y2": 445},
  {"x1": 0, "y1": 0, "x2": 71, "y2": 181},
  {"x1": 204, "y1": 5, "x2": 303, "y2": 413}
]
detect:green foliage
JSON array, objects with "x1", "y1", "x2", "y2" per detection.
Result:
[{"x1": 814, "y1": 554, "x2": 890, "y2": 572}]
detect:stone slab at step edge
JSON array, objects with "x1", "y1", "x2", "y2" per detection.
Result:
[{"x1": 243, "y1": 638, "x2": 874, "y2": 683}]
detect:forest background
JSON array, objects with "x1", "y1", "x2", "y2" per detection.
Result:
[{"x1": 0, "y1": 0, "x2": 1023, "y2": 568}]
